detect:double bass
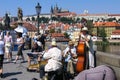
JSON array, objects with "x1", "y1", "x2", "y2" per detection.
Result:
[{"x1": 76, "y1": 35, "x2": 86, "y2": 73}]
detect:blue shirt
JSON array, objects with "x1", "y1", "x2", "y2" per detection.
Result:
[{"x1": 0, "y1": 40, "x2": 4, "y2": 55}]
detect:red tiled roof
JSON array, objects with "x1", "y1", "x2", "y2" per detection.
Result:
[
  {"x1": 55, "y1": 12, "x2": 76, "y2": 17},
  {"x1": 40, "y1": 24, "x2": 46, "y2": 29},
  {"x1": 51, "y1": 33, "x2": 64, "y2": 37},
  {"x1": 23, "y1": 22, "x2": 37, "y2": 31},
  {"x1": 11, "y1": 21, "x2": 37, "y2": 31},
  {"x1": 93, "y1": 22, "x2": 120, "y2": 27},
  {"x1": 51, "y1": 33, "x2": 70, "y2": 42},
  {"x1": 63, "y1": 24, "x2": 70, "y2": 31},
  {"x1": 45, "y1": 23, "x2": 83, "y2": 31},
  {"x1": 112, "y1": 30, "x2": 120, "y2": 35}
]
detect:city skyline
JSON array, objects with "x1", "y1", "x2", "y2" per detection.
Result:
[{"x1": 0, "y1": 0, "x2": 120, "y2": 17}]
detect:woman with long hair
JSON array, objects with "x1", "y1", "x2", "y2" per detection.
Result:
[{"x1": 13, "y1": 32, "x2": 25, "y2": 63}]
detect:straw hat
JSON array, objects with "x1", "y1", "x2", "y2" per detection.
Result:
[
  {"x1": 82, "y1": 27, "x2": 88, "y2": 31},
  {"x1": 51, "y1": 41, "x2": 57, "y2": 46},
  {"x1": 68, "y1": 41, "x2": 74, "y2": 45}
]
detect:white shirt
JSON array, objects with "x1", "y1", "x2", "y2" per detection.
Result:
[
  {"x1": 16, "y1": 37, "x2": 24, "y2": 46},
  {"x1": 37, "y1": 41, "x2": 42, "y2": 47},
  {"x1": 43, "y1": 47, "x2": 62, "y2": 72},
  {"x1": 91, "y1": 36, "x2": 97, "y2": 51},
  {"x1": 63, "y1": 46, "x2": 77, "y2": 62},
  {"x1": 4, "y1": 35, "x2": 13, "y2": 47},
  {"x1": 80, "y1": 34, "x2": 94, "y2": 54}
]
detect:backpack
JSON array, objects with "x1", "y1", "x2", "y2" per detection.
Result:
[{"x1": 74, "y1": 65, "x2": 116, "y2": 80}]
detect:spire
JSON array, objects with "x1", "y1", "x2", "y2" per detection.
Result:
[
  {"x1": 50, "y1": 5, "x2": 53, "y2": 14},
  {"x1": 59, "y1": 7, "x2": 62, "y2": 13},
  {"x1": 55, "y1": 4, "x2": 58, "y2": 11}
]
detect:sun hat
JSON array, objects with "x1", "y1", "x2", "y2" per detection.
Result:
[
  {"x1": 68, "y1": 41, "x2": 74, "y2": 45},
  {"x1": 51, "y1": 41, "x2": 57, "y2": 46},
  {"x1": 82, "y1": 27, "x2": 88, "y2": 31}
]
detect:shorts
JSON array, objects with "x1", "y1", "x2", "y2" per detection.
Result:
[
  {"x1": 17, "y1": 45, "x2": 23, "y2": 56},
  {"x1": 5, "y1": 46, "x2": 12, "y2": 53}
]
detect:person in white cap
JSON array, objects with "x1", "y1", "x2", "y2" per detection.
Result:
[
  {"x1": 0, "y1": 36, "x2": 5, "y2": 78},
  {"x1": 79, "y1": 27, "x2": 95, "y2": 69},
  {"x1": 39, "y1": 41, "x2": 63, "y2": 80}
]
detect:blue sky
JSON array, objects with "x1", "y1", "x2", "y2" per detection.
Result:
[{"x1": 0, "y1": 0, "x2": 120, "y2": 17}]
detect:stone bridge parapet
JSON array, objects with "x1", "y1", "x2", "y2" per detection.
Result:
[{"x1": 96, "y1": 51, "x2": 120, "y2": 80}]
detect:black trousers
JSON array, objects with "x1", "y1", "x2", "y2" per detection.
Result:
[
  {"x1": 39, "y1": 65, "x2": 45, "y2": 79},
  {"x1": 0, "y1": 55, "x2": 4, "y2": 69},
  {"x1": 39, "y1": 65, "x2": 63, "y2": 80}
]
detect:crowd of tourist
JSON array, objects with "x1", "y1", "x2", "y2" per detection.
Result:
[
  {"x1": 0, "y1": 30, "x2": 47, "y2": 78},
  {"x1": 0, "y1": 26, "x2": 98, "y2": 80}
]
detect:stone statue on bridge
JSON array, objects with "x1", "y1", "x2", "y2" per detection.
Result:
[
  {"x1": 4, "y1": 13, "x2": 10, "y2": 29},
  {"x1": 17, "y1": 7, "x2": 23, "y2": 21}
]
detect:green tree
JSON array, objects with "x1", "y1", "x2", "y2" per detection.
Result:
[
  {"x1": 86, "y1": 20, "x2": 93, "y2": 34},
  {"x1": 49, "y1": 28, "x2": 55, "y2": 33},
  {"x1": 97, "y1": 27, "x2": 100, "y2": 36},
  {"x1": 106, "y1": 17, "x2": 116, "y2": 22},
  {"x1": 76, "y1": 17, "x2": 81, "y2": 23},
  {"x1": 60, "y1": 17, "x2": 74, "y2": 24},
  {"x1": 32, "y1": 16, "x2": 35, "y2": 21},
  {"x1": 99, "y1": 27, "x2": 107, "y2": 41},
  {"x1": 64, "y1": 32, "x2": 69, "y2": 38},
  {"x1": 40, "y1": 17, "x2": 49, "y2": 23},
  {"x1": 51, "y1": 16, "x2": 58, "y2": 21}
]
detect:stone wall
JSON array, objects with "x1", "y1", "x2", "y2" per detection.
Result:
[
  {"x1": 96, "y1": 51, "x2": 120, "y2": 80},
  {"x1": 46, "y1": 42, "x2": 120, "y2": 79}
]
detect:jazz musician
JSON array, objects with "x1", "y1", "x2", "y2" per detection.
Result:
[
  {"x1": 79, "y1": 27, "x2": 95, "y2": 69},
  {"x1": 39, "y1": 41, "x2": 63, "y2": 80},
  {"x1": 63, "y1": 41, "x2": 77, "y2": 79}
]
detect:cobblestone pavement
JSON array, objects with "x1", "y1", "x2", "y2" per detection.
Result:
[{"x1": 2, "y1": 50, "x2": 40, "y2": 80}]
